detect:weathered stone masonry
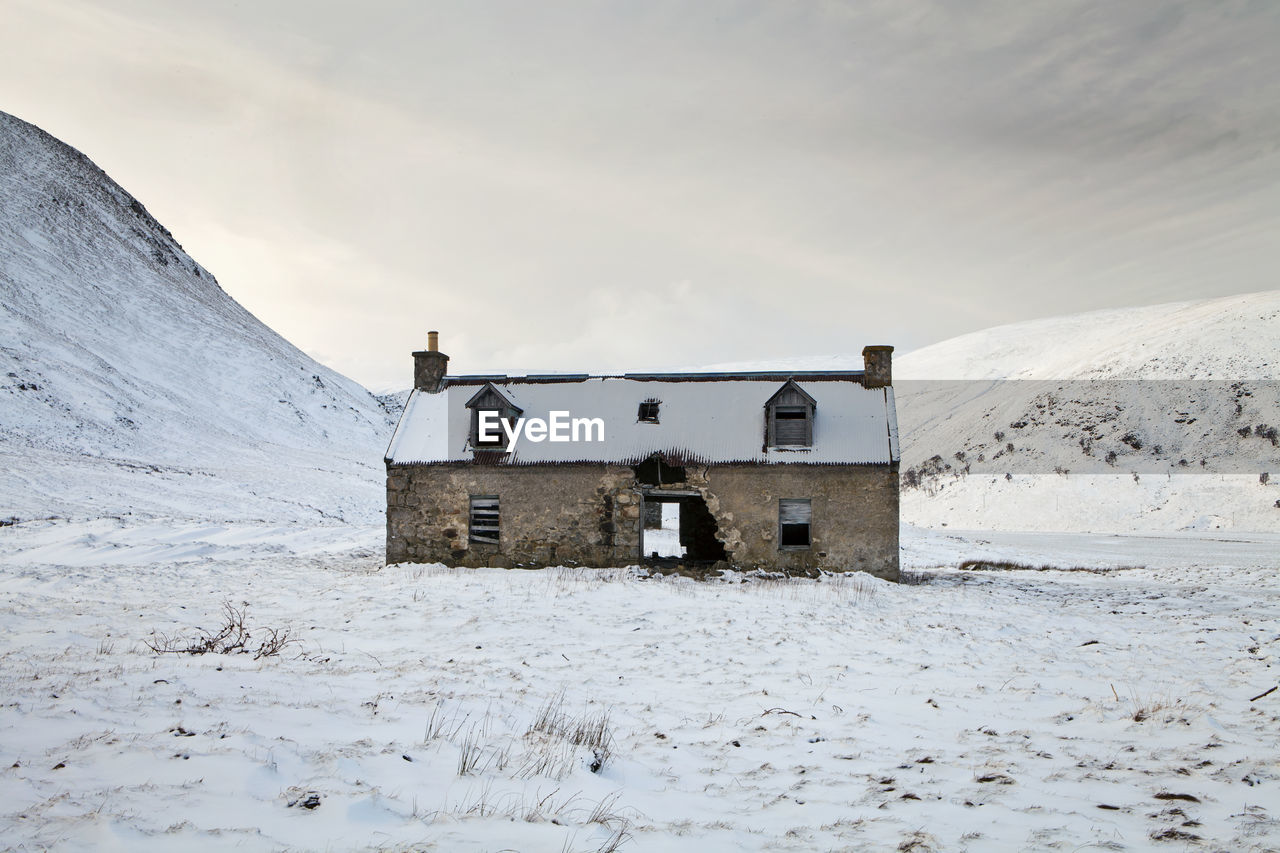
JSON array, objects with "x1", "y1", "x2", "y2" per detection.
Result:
[
  {"x1": 702, "y1": 465, "x2": 899, "y2": 578},
  {"x1": 386, "y1": 463, "x2": 638, "y2": 568},
  {"x1": 387, "y1": 461, "x2": 899, "y2": 580}
]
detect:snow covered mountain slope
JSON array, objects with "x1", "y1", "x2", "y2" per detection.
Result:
[
  {"x1": 894, "y1": 291, "x2": 1280, "y2": 532},
  {"x1": 896, "y1": 290, "x2": 1280, "y2": 381},
  {"x1": 704, "y1": 291, "x2": 1279, "y2": 533},
  {"x1": 0, "y1": 110, "x2": 394, "y2": 524}
]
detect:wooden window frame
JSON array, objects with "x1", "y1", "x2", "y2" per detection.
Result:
[
  {"x1": 770, "y1": 405, "x2": 812, "y2": 447},
  {"x1": 778, "y1": 498, "x2": 812, "y2": 550}
]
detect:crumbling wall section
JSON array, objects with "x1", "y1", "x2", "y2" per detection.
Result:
[
  {"x1": 700, "y1": 465, "x2": 899, "y2": 580},
  {"x1": 387, "y1": 462, "x2": 899, "y2": 580}
]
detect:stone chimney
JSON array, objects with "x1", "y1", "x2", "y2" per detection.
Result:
[
  {"x1": 862, "y1": 345, "x2": 893, "y2": 389},
  {"x1": 412, "y1": 330, "x2": 449, "y2": 393}
]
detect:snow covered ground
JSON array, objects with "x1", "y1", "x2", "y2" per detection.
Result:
[
  {"x1": 2, "y1": 521, "x2": 1278, "y2": 852},
  {"x1": 4, "y1": 108, "x2": 1279, "y2": 851}
]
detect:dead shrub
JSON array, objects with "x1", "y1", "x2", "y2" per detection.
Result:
[{"x1": 146, "y1": 601, "x2": 293, "y2": 660}]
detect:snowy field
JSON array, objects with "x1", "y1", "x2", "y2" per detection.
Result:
[{"x1": 2, "y1": 523, "x2": 1279, "y2": 852}]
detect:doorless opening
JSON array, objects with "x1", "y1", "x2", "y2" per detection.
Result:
[{"x1": 639, "y1": 491, "x2": 727, "y2": 564}]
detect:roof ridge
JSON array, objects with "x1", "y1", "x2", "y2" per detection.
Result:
[{"x1": 443, "y1": 370, "x2": 868, "y2": 385}]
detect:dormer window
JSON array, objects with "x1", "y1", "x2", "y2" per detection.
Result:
[
  {"x1": 764, "y1": 380, "x2": 815, "y2": 448},
  {"x1": 465, "y1": 383, "x2": 522, "y2": 451},
  {"x1": 637, "y1": 399, "x2": 661, "y2": 423}
]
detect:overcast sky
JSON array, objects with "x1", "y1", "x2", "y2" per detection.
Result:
[{"x1": 3, "y1": 1, "x2": 1278, "y2": 391}]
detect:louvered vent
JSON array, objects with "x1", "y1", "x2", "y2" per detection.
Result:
[{"x1": 469, "y1": 495, "x2": 500, "y2": 544}]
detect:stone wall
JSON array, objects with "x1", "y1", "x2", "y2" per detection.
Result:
[
  {"x1": 386, "y1": 463, "x2": 640, "y2": 568},
  {"x1": 387, "y1": 462, "x2": 899, "y2": 580},
  {"x1": 700, "y1": 465, "x2": 899, "y2": 579}
]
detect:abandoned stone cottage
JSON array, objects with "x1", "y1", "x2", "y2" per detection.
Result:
[{"x1": 385, "y1": 333, "x2": 900, "y2": 580}]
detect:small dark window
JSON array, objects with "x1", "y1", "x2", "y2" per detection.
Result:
[
  {"x1": 637, "y1": 399, "x2": 660, "y2": 423},
  {"x1": 633, "y1": 455, "x2": 686, "y2": 486},
  {"x1": 469, "y1": 495, "x2": 500, "y2": 544},
  {"x1": 473, "y1": 410, "x2": 507, "y2": 448},
  {"x1": 779, "y1": 498, "x2": 811, "y2": 549}
]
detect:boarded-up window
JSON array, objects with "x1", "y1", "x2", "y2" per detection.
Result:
[
  {"x1": 773, "y1": 407, "x2": 810, "y2": 446},
  {"x1": 469, "y1": 495, "x2": 500, "y2": 544},
  {"x1": 779, "y1": 498, "x2": 811, "y2": 549}
]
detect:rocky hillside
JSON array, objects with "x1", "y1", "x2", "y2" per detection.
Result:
[{"x1": 895, "y1": 291, "x2": 1280, "y2": 532}]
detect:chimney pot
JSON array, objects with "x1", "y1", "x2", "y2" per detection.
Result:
[{"x1": 412, "y1": 331, "x2": 449, "y2": 392}]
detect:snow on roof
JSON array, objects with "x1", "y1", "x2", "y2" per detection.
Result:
[{"x1": 386, "y1": 374, "x2": 899, "y2": 466}]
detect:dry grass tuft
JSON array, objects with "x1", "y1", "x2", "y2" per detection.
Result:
[
  {"x1": 525, "y1": 691, "x2": 615, "y2": 776},
  {"x1": 958, "y1": 559, "x2": 1139, "y2": 574}
]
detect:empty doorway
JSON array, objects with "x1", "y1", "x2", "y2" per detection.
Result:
[{"x1": 639, "y1": 490, "x2": 727, "y2": 564}]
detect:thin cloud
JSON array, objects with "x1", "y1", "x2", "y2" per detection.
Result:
[{"x1": 2, "y1": 0, "x2": 1277, "y2": 390}]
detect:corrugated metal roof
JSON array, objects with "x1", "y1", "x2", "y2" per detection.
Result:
[{"x1": 385, "y1": 376, "x2": 899, "y2": 466}]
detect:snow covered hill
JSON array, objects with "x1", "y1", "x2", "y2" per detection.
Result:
[
  {"x1": 706, "y1": 291, "x2": 1280, "y2": 533},
  {"x1": 0, "y1": 110, "x2": 394, "y2": 524},
  {"x1": 896, "y1": 290, "x2": 1280, "y2": 381},
  {"x1": 894, "y1": 291, "x2": 1280, "y2": 532}
]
